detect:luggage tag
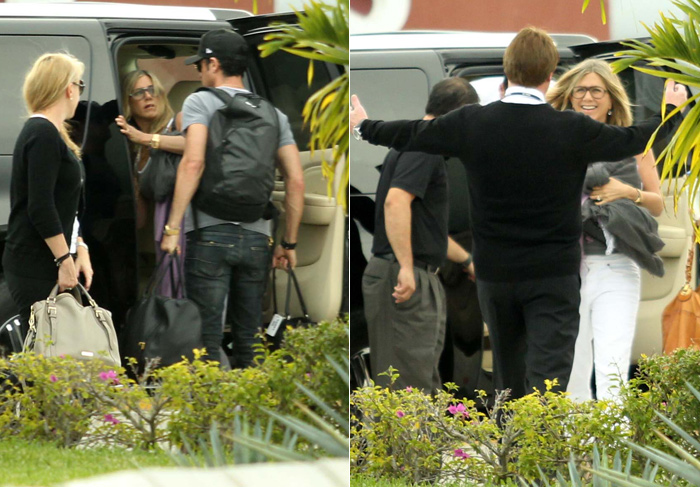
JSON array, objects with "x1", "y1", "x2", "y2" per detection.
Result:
[{"x1": 266, "y1": 313, "x2": 285, "y2": 337}]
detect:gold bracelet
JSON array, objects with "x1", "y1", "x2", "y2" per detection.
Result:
[
  {"x1": 634, "y1": 189, "x2": 643, "y2": 204},
  {"x1": 163, "y1": 224, "x2": 180, "y2": 236},
  {"x1": 150, "y1": 133, "x2": 161, "y2": 150}
]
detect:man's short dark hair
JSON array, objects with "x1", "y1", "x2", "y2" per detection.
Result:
[
  {"x1": 218, "y1": 56, "x2": 248, "y2": 77},
  {"x1": 425, "y1": 78, "x2": 479, "y2": 117}
]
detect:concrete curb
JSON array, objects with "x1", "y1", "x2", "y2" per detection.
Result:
[{"x1": 57, "y1": 458, "x2": 349, "y2": 487}]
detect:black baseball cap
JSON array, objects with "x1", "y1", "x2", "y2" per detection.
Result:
[{"x1": 185, "y1": 29, "x2": 249, "y2": 65}]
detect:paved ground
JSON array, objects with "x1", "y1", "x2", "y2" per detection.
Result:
[{"x1": 56, "y1": 458, "x2": 349, "y2": 487}]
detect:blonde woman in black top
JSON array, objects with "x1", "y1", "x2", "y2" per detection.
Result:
[{"x1": 1, "y1": 52, "x2": 92, "y2": 335}]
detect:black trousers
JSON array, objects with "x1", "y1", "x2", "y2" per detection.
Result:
[
  {"x1": 4, "y1": 270, "x2": 56, "y2": 339},
  {"x1": 476, "y1": 274, "x2": 580, "y2": 400}
]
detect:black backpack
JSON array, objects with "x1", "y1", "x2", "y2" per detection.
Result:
[{"x1": 193, "y1": 87, "x2": 280, "y2": 223}]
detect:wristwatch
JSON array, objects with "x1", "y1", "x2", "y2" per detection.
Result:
[
  {"x1": 352, "y1": 120, "x2": 365, "y2": 141},
  {"x1": 281, "y1": 239, "x2": 297, "y2": 250},
  {"x1": 163, "y1": 224, "x2": 180, "y2": 236},
  {"x1": 461, "y1": 254, "x2": 473, "y2": 270}
]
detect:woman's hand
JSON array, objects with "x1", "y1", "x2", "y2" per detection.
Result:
[
  {"x1": 57, "y1": 258, "x2": 79, "y2": 292},
  {"x1": 74, "y1": 247, "x2": 94, "y2": 290},
  {"x1": 115, "y1": 115, "x2": 150, "y2": 146},
  {"x1": 589, "y1": 177, "x2": 636, "y2": 205}
]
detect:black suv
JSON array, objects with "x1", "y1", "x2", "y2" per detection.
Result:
[{"x1": 0, "y1": 3, "x2": 347, "y2": 354}]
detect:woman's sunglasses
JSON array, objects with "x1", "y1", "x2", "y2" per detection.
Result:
[
  {"x1": 129, "y1": 85, "x2": 156, "y2": 100},
  {"x1": 72, "y1": 80, "x2": 85, "y2": 95}
]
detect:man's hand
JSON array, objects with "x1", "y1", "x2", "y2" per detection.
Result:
[
  {"x1": 273, "y1": 245, "x2": 297, "y2": 270},
  {"x1": 350, "y1": 94, "x2": 368, "y2": 133},
  {"x1": 463, "y1": 261, "x2": 475, "y2": 281},
  {"x1": 665, "y1": 80, "x2": 688, "y2": 108},
  {"x1": 74, "y1": 248, "x2": 94, "y2": 290},
  {"x1": 161, "y1": 234, "x2": 180, "y2": 255},
  {"x1": 393, "y1": 266, "x2": 416, "y2": 304}
]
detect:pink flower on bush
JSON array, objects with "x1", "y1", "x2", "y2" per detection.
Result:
[
  {"x1": 49, "y1": 374, "x2": 57, "y2": 383},
  {"x1": 103, "y1": 414, "x2": 120, "y2": 425},
  {"x1": 448, "y1": 403, "x2": 470, "y2": 418},
  {"x1": 99, "y1": 370, "x2": 120, "y2": 384},
  {"x1": 406, "y1": 386, "x2": 413, "y2": 392},
  {"x1": 454, "y1": 448, "x2": 470, "y2": 459},
  {"x1": 396, "y1": 410, "x2": 405, "y2": 418}
]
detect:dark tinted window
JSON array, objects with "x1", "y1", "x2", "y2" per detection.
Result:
[{"x1": 253, "y1": 51, "x2": 332, "y2": 150}]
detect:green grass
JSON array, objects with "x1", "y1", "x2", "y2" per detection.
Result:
[{"x1": 0, "y1": 438, "x2": 176, "y2": 486}]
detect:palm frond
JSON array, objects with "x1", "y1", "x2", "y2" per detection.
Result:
[
  {"x1": 608, "y1": 1, "x2": 700, "y2": 234},
  {"x1": 257, "y1": 1, "x2": 348, "y2": 212}
]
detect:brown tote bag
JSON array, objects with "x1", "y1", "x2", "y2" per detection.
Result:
[{"x1": 662, "y1": 245, "x2": 700, "y2": 354}]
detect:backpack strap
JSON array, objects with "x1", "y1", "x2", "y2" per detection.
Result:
[{"x1": 195, "y1": 86, "x2": 235, "y2": 105}]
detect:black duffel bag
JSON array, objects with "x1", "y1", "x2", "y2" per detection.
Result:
[
  {"x1": 265, "y1": 268, "x2": 314, "y2": 351},
  {"x1": 121, "y1": 253, "x2": 202, "y2": 373}
]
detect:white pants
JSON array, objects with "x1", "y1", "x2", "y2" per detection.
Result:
[{"x1": 567, "y1": 254, "x2": 641, "y2": 402}]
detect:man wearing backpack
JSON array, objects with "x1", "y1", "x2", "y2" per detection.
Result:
[{"x1": 161, "y1": 29, "x2": 304, "y2": 367}]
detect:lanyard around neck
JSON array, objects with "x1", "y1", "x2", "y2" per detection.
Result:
[{"x1": 505, "y1": 91, "x2": 544, "y2": 102}]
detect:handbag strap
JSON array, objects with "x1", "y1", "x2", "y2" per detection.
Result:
[
  {"x1": 145, "y1": 253, "x2": 185, "y2": 298},
  {"x1": 683, "y1": 244, "x2": 695, "y2": 294},
  {"x1": 170, "y1": 252, "x2": 186, "y2": 298},
  {"x1": 272, "y1": 268, "x2": 310, "y2": 320},
  {"x1": 43, "y1": 283, "x2": 114, "y2": 350},
  {"x1": 145, "y1": 253, "x2": 171, "y2": 296},
  {"x1": 272, "y1": 267, "x2": 279, "y2": 315},
  {"x1": 288, "y1": 268, "x2": 310, "y2": 319}
]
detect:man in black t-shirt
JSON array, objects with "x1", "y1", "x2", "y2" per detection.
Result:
[{"x1": 362, "y1": 78, "x2": 477, "y2": 392}]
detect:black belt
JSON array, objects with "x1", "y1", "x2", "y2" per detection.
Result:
[{"x1": 375, "y1": 253, "x2": 440, "y2": 275}]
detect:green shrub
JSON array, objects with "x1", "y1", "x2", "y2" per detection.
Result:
[
  {"x1": 0, "y1": 355, "x2": 121, "y2": 447},
  {"x1": 621, "y1": 348, "x2": 700, "y2": 453},
  {"x1": 0, "y1": 317, "x2": 349, "y2": 455},
  {"x1": 351, "y1": 375, "x2": 629, "y2": 484}
]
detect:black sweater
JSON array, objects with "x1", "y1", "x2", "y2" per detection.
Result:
[
  {"x1": 2, "y1": 118, "x2": 84, "y2": 279},
  {"x1": 361, "y1": 101, "x2": 681, "y2": 282}
]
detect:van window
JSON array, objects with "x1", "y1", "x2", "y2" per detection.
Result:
[
  {"x1": 349, "y1": 68, "x2": 431, "y2": 194},
  {"x1": 469, "y1": 76, "x2": 506, "y2": 105},
  {"x1": 0, "y1": 36, "x2": 91, "y2": 155}
]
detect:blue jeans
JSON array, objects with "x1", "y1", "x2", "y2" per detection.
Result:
[{"x1": 185, "y1": 224, "x2": 272, "y2": 367}]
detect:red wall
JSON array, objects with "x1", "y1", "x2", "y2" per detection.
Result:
[{"x1": 351, "y1": 0, "x2": 610, "y2": 41}]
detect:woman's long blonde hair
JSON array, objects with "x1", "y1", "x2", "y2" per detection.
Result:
[
  {"x1": 546, "y1": 58, "x2": 633, "y2": 127},
  {"x1": 23, "y1": 52, "x2": 84, "y2": 157},
  {"x1": 121, "y1": 70, "x2": 173, "y2": 135}
]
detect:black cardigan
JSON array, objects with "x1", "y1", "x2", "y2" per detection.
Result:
[
  {"x1": 2, "y1": 117, "x2": 84, "y2": 279},
  {"x1": 360, "y1": 102, "x2": 681, "y2": 282}
]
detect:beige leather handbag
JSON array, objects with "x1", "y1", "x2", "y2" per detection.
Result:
[{"x1": 23, "y1": 283, "x2": 121, "y2": 367}]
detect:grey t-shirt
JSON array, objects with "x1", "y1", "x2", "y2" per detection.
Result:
[{"x1": 181, "y1": 86, "x2": 296, "y2": 236}]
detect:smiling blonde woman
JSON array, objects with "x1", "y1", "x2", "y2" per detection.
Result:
[{"x1": 547, "y1": 58, "x2": 664, "y2": 401}]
